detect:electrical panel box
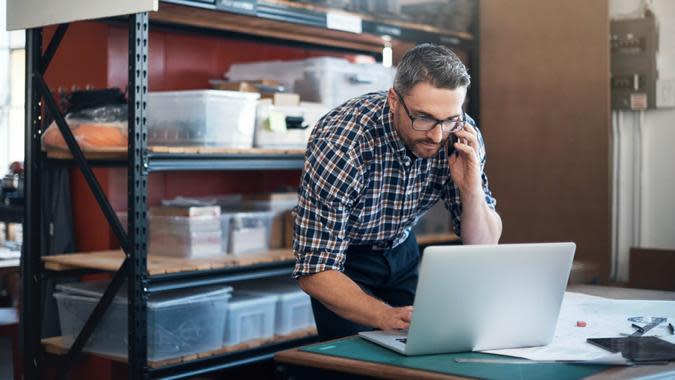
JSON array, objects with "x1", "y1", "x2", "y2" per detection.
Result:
[{"x1": 610, "y1": 14, "x2": 659, "y2": 110}]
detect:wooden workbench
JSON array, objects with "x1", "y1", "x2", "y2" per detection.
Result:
[{"x1": 275, "y1": 285, "x2": 675, "y2": 380}]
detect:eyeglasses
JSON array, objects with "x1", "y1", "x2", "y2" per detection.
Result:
[{"x1": 395, "y1": 89, "x2": 465, "y2": 133}]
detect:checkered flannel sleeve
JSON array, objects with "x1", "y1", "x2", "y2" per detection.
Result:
[
  {"x1": 293, "y1": 138, "x2": 364, "y2": 278},
  {"x1": 442, "y1": 121, "x2": 497, "y2": 237}
]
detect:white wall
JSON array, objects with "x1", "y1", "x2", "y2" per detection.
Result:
[{"x1": 610, "y1": 0, "x2": 675, "y2": 281}]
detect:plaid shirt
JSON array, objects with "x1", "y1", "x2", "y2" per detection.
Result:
[{"x1": 293, "y1": 91, "x2": 496, "y2": 278}]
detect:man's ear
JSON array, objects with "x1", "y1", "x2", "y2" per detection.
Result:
[{"x1": 387, "y1": 88, "x2": 398, "y2": 112}]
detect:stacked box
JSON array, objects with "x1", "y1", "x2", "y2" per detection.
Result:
[
  {"x1": 254, "y1": 100, "x2": 329, "y2": 149},
  {"x1": 118, "y1": 206, "x2": 223, "y2": 258}
]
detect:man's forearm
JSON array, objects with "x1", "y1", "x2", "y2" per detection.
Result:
[
  {"x1": 459, "y1": 189, "x2": 502, "y2": 244},
  {"x1": 298, "y1": 270, "x2": 392, "y2": 329}
]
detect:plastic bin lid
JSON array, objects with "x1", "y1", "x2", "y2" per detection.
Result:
[
  {"x1": 236, "y1": 277, "x2": 308, "y2": 297},
  {"x1": 148, "y1": 89, "x2": 260, "y2": 100},
  {"x1": 228, "y1": 291, "x2": 278, "y2": 305},
  {"x1": 56, "y1": 280, "x2": 232, "y2": 308}
]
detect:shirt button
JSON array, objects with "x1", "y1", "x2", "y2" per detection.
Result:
[{"x1": 404, "y1": 158, "x2": 411, "y2": 166}]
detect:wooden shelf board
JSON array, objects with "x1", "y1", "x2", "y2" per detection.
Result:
[
  {"x1": 416, "y1": 232, "x2": 460, "y2": 245},
  {"x1": 42, "y1": 249, "x2": 295, "y2": 276},
  {"x1": 43, "y1": 236, "x2": 460, "y2": 275},
  {"x1": 266, "y1": 0, "x2": 474, "y2": 41},
  {"x1": 153, "y1": 3, "x2": 385, "y2": 53},
  {"x1": 45, "y1": 147, "x2": 127, "y2": 160},
  {"x1": 149, "y1": 146, "x2": 305, "y2": 155},
  {"x1": 45, "y1": 146, "x2": 306, "y2": 160},
  {"x1": 43, "y1": 327, "x2": 317, "y2": 369}
]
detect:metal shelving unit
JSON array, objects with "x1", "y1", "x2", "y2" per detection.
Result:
[
  {"x1": 147, "y1": 151, "x2": 306, "y2": 171},
  {"x1": 21, "y1": 1, "x2": 479, "y2": 379}
]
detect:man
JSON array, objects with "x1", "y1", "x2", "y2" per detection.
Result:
[{"x1": 293, "y1": 43, "x2": 502, "y2": 341}]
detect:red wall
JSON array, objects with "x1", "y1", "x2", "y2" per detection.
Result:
[{"x1": 45, "y1": 22, "x2": 352, "y2": 252}]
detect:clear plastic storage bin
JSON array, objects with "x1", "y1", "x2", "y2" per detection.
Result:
[
  {"x1": 294, "y1": 58, "x2": 396, "y2": 108},
  {"x1": 225, "y1": 211, "x2": 274, "y2": 254},
  {"x1": 54, "y1": 281, "x2": 232, "y2": 361},
  {"x1": 227, "y1": 57, "x2": 395, "y2": 108},
  {"x1": 237, "y1": 277, "x2": 315, "y2": 335},
  {"x1": 222, "y1": 292, "x2": 277, "y2": 346},
  {"x1": 147, "y1": 90, "x2": 260, "y2": 148}
]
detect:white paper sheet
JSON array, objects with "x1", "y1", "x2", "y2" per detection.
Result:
[{"x1": 483, "y1": 292, "x2": 675, "y2": 363}]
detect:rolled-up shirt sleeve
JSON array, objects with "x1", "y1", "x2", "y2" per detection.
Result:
[
  {"x1": 441, "y1": 118, "x2": 497, "y2": 237},
  {"x1": 293, "y1": 138, "x2": 363, "y2": 278}
]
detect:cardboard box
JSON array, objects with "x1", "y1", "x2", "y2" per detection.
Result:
[
  {"x1": 210, "y1": 79, "x2": 281, "y2": 99},
  {"x1": 283, "y1": 210, "x2": 295, "y2": 249}
]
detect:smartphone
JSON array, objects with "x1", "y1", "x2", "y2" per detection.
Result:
[{"x1": 446, "y1": 134, "x2": 459, "y2": 157}]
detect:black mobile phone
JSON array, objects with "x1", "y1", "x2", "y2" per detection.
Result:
[{"x1": 446, "y1": 134, "x2": 459, "y2": 157}]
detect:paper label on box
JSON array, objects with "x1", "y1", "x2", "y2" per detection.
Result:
[
  {"x1": 326, "y1": 12, "x2": 362, "y2": 34},
  {"x1": 267, "y1": 111, "x2": 287, "y2": 132}
]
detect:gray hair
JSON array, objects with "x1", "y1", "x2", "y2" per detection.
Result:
[{"x1": 393, "y1": 43, "x2": 470, "y2": 96}]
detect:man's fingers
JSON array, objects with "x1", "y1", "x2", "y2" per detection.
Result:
[
  {"x1": 453, "y1": 141, "x2": 478, "y2": 160},
  {"x1": 396, "y1": 306, "x2": 414, "y2": 322},
  {"x1": 396, "y1": 321, "x2": 411, "y2": 330},
  {"x1": 453, "y1": 129, "x2": 478, "y2": 148}
]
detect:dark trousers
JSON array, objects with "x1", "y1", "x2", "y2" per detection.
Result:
[{"x1": 310, "y1": 232, "x2": 420, "y2": 341}]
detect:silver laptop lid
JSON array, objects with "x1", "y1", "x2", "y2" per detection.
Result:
[{"x1": 404, "y1": 242, "x2": 575, "y2": 355}]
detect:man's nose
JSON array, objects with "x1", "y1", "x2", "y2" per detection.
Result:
[{"x1": 426, "y1": 123, "x2": 444, "y2": 143}]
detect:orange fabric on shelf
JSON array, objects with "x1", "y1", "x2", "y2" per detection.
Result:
[{"x1": 42, "y1": 121, "x2": 128, "y2": 151}]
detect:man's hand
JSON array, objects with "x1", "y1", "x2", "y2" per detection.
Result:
[
  {"x1": 376, "y1": 305, "x2": 414, "y2": 330},
  {"x1": 298, "y1": 270, "x2": 413, "y2": 330},
  {"x1": 448, "y1": 122, "x2": 503, "y2": 245},
  {"x1": 448, "y1": 122, "x2": 482, "y2": 196}
]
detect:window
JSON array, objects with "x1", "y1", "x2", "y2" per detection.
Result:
[{"x1": 0, "y1": 0, "x2": 25, "y2": 172}]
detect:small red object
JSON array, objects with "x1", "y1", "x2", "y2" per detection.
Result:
[{"x1": 576, "y1": 321, "x2": 587, "y2": 327}]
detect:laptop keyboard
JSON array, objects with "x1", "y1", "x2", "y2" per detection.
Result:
[{"x1": 396, "y1": 338, "x2": 407, "y2": 344}]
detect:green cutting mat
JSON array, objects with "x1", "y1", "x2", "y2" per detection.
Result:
[{"x1": 300, "y1": 336, "x2": 608, "y2": 380}]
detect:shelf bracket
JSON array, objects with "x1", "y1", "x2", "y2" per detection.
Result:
[
  {"x1": 34, "y1": 73, "x2": 132, "y2": 254},
  {"x1": 41, "y1": 24, "x2": 69, "y2": 73}
]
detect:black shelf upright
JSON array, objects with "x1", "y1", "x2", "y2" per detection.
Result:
[
  {"x1": 22, "y1": 13, "x2": 151, "y2": 380},
  {"x1": 23, "y1": 23, "x2": 43, "y2": 380},
  {"x1": 127, "y1": 12, "x2": 151, "y2": 378}
]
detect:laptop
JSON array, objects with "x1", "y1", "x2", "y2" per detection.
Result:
[{"x1": 358, "y1": 242, "x2": 575, "y2": 356}]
